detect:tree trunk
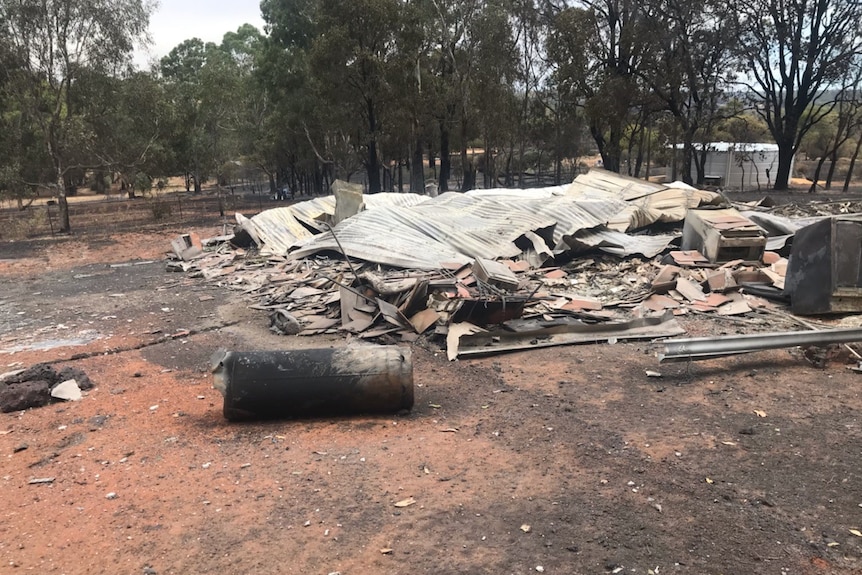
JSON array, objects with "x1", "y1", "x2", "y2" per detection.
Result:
[
  {"x1": 773, "y1": 141, "x2": 795, "y2": 191},
  {"x1": 680, "y1": 142, "x2": 694, "y2": 186},
  {"x1": 428, "y1": 140, "x2": 436, "y2": 177},
  {"x1": 644, "y1": 123, "x2": 652, "y2": 182},
  {"x1": 670, "y1": 124, "x2": 678, "y2": 182},
  {"x1": 439, "y1": 120, "x2": 450, "y2": 192},
  {"x1": 57, "y1": 190, "x2": 70, "y2": 233},
  {"x1": 825, "y1": 151, "x2": 838, "y2": 189},
  {"x1": 633, "y1": 125, "x2": 645, "y2": 178},
  {"x1": 809, "y1": 156, "x2": 827, "y2": 193},
  {"x1": 411, "y1": 131, "x2": 424, "y2": 193},
  {"x1": 517, "y1": 137, "x2": 526, "y2": 189},
  {"x1": 554, "y1": 116, "x2": 563, "y2": 185},
  {"x1": 460, "y1": 115, "x2": 474, "y2": 192},
  {"x1": 483, "y1": 137, "x2": 492, "y2": 188},
  {"x1": 590, "y1": 121, "x2": 621, "y2": 173},
  {"x1": 366, "y1": 98, "x2": 381, "y2": 193},
  {"x1": 844, "y1": 131, "x2": 862, "y2": 192},
  {"x1": 54, "y1": 162, "x2": 71, "y2": 232},
  {"x1": 605, "y1": 123, "x2": 622, "y2": 173}
]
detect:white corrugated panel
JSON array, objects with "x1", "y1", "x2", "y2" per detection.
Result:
[
  {"x1": 291, "y1": 192, "x2": 629, "y2": 268},
  {"x1": 568, "y1": 227, "x2": 678, "y2": 258},
  {"x1": 240, "y1": 170, "x2": 719, "y2": 268},
  {"x1": 290, "y1": 205, "x2": 472, "y2": 269},
  {"x1": 243, "y1": 192, "x2": 430, "y2": 255}
]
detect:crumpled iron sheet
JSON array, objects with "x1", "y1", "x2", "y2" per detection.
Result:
[
  {"x1": 241, "y1": 193, "x2": 429, "y2": 255},
  {"x1": 568, "y1": 169, "x2": 668, "y2": 201},
  {"x1": 241, "y1": 171, "x2": 719, "y2": 268},
  {"x1": 291, "y1": 204, "x2": 473, "y2": 269},
  {"x1": 236, "y1": 209, "x2": 314, "y2": 256},
  {"x1": 567, "y1": 227, "x2": 679, "y2": 258},
  {"x1": 566, "y1": 169, "x2": 720, "y2": 231},
  {"x1": 452, "y1": 312, "x2": 686, "y2": 358},
  {"x1": 292, "y1": 192, "x2": 630, "y2": 269}
]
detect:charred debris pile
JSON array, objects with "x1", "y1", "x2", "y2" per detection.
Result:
[{"x1": 167, "y1": 170, "x2": 862, "y2": 363}]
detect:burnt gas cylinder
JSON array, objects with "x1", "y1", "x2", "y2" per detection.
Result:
[{"x1": 211, "y1": 346, "x2": 413, "y2": 421}]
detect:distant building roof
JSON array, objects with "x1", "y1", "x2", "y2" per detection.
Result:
[{"x1": 673, "y1": 142, "x2": 779, "y2": 153}]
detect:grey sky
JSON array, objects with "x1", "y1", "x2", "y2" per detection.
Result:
[{"x1": 135, "y1": 0, "x2": 265, "y2": 68}]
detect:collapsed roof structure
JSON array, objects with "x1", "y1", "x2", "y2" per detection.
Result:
[
  {"x1": 169, "y1": 169, "x2": 862, "y2": 362},
  {"x1": 236, "y1": 170, "x2": 721, "y2": 268}
]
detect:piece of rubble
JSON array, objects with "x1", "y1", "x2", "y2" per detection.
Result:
[
  {"x1": 718, "y1": 299, "x2": 753, "y2": 316},
  {"x1": 681, "y1": 208, "x2": 767, "y2": 264},
  {"x1": 561, "y1": 296, "x2": 603, "y2": 311},
  {"x1": 170, "y1": 233, "x2": 203, "y2": 261},
  {"x1": 333, "y1": 180, "x2": 366, "y2": 224},
  {"x1": 669, "y1": 250, "x2": 709, "y2": 266},
  {"x1": 652, "y1": 265, "x2": 681, "y2": 293},
  {"x1": 270, "y1": 310, "x2": 303, "y2": 335},
  {"x1": 706, "y1": 269, "x2": 737, "y2": 293},
  {"x1": 785, "y1": 216, "x2": 862, "y2": 314},
  {"x1": 675, "y1": 277, "x2": 707, "y2": 302},
  {"x1": 50, "y1": 379, "x2": 82, "y2": 402},
  {"x1": 0, "y1": 380, "x2": 51, "y2": 412},
  {"x1": 452, "y1": 313, "x2": 685, "y2": 359},
  {"x1": 410, "y1": 309, "x2": 442, "y2": 334},
  {"x1": 642, "y1": 294, "x2": 680, "y2": 312},
  {"x1": 473, "y1": 258, "x2": 520, "y2": 292}
]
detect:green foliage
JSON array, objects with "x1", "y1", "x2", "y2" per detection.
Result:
[
  {"x1": 0, "y1": 0, "x2": 153, "y2": 229},
  {"x1": 3, "y1": 0, "x2": 861, "y2": 203}
]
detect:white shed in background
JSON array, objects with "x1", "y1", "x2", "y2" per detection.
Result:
[{"x1": 670, "y1": 142, "x2": 792, "y2": 190}]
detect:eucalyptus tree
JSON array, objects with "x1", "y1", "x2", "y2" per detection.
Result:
[
  {"x1": 309, "y1": 0, "x2": 402, "y2": 193},
  {"x1": 0, "y1": 0, "x2": 152, "y2": 231},
  {"x1": 734, "y1": 0, "x2": 862, "y2": 190},
  {"x1": 160, "y1": 38, "x2": 243, "y2": 194},
  {"x1": 262, "y1": 0, "x2": 402, "y2": 193},
  {"x1": 545, "y1": 0, "x2": 648, "y2": 174},
  {"x1": 640, "y1": 0, "x2": 738, "y2": 185},
  {"x1": 71, "y1": 69, "x2": 170, "y2": 198},
  {"x1": 806, "y1": 62, "x2": 862, "y2": 191}
]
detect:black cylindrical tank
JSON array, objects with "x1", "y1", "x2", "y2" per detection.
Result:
[{"x1": 211, "y1": 346, "x2": 414, "y2": 420}]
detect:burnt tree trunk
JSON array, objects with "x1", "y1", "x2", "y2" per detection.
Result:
[
  {"x1": 844, "y1": 131, "x2": 862, "y2": 192},
  {"x1": 439, "y1": 120, "x2": 451, "y2": 192},
  {"x1": 411, "y1": 131, "x2": 424, "y2": 193},
  {"x1": 366, "y1": 97, "x2": 381, "y2": 194}
]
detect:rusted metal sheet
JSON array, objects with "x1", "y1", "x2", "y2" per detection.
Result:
[{"x1": 212, "y1": 346, "x2": 413, "y2": 420}]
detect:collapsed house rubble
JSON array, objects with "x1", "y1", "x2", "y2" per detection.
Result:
[{"x1": 168, "y1": 169, "x2": 862, "y2": 364}]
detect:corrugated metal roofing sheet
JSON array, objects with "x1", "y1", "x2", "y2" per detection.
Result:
[
  {"x1": 292, "y1": 192, "x2": 630, "y2": 269},
  {"x1": 291, "y1": 205, "x2": 472, "y2": 269},
  {"x1": 568, "y1": 169, "x2": 668, "y2": 201},
  {"x1": 242, "y1": 192, "x2": 429, "y2": 255},
  {"x1": 240, "y1": 171, "x2": 719, "y2": 269},
  {"x1": 569, "y1": 227, "x2": 678, "y2": 258}
]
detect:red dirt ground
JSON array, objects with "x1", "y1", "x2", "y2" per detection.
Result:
[{"x1": 2, "y1": 204, "x2": 862, "y2": 575}]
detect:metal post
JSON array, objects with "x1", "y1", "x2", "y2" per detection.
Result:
[{"x1": 659, "y1": 327, "x2": 862, "y2": 363}]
